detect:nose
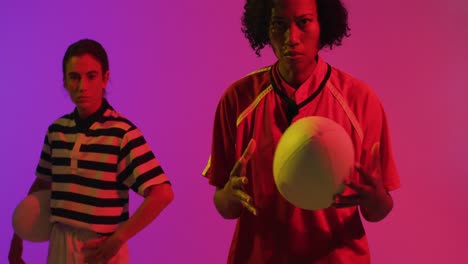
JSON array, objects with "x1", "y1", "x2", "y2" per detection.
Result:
[
  {"x1": 78, "y1": 78, "x2": 88, "y2": 91},
  {"x1": 285, "y1": 24, "x2": 300, "y2": 47}
]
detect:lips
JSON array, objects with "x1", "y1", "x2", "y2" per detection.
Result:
[
  {"x1": 283, "y1": 51, "x2": 303, "y2": 59},
  {"x1": 76, "y1": 96, "x2": 90, "y2": 102},
  {"x1": 284, "y1": 51, "x2": 301, "y2": 56}
]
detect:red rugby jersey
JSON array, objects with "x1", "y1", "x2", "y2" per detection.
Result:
[{"x1": 204, "y1": 57, "x2": 400, "y2": 264}]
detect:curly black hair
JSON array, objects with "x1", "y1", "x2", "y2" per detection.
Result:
[{"x1": 241, "y1": 0, "x2": 350, "y2": 56}]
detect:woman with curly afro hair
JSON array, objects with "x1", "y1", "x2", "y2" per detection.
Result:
[
  {"x1": 203, "y1": 0, "x2": 400, "y2": 263},
  {"x1": 242, "y1": 0, "x2": 350, "y2": 56}
]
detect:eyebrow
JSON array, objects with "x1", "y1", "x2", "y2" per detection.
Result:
[
  {"x1": 67, "y1": 70, "x2": 99, "y2": 75},
  {"x1": 67, "y1": 70, "x2": 100, "y2": 78}
]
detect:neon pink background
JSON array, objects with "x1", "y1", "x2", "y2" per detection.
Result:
[{"x1": 1, "y1": 0, "x2": 467, "y2": 263}]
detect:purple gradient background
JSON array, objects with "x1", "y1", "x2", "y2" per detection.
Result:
[{"x1": 1, "y1": 0, "x2": 467, "y2": 263}]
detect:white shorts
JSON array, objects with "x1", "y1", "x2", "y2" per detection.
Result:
[{"x1": 47, "y1": 222, "x2": 129, "y2": 264}]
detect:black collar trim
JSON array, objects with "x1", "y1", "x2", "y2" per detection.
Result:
[
  {"x1": 73, "y1": 98, "x2": 111, "y2": 132},
  {"x1": 269, "y1": 63, "x2": 331, "y2": 124}
]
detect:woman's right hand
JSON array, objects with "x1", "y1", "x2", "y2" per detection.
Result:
[
  {"x1": 223, "y1": 139, "x2": 257, "y2": 215},
  {"x1": 8, "y1": 233, "x2": 25, "y2": 264}
]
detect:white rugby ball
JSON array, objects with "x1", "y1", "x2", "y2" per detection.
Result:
[
  {"x1": 12, "y1": 190, "x2": 51, "y2": 242},
  {"x1": 273, "y1": 116, "x2": 354, "y2": 210}
]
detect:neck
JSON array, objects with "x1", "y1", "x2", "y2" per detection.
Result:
[
  {"x1": 77, "y1": 100, "x2": 102, "y2": 119},
  {"x1": 278, "y1": 59, "x2": 318, "y2": 89}
]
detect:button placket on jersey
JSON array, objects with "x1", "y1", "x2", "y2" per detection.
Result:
[{"x1": 70, "y1": 133, "x2": 85, "y2": 174}]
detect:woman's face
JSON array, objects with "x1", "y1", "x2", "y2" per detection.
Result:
[
  {"x1": 269, "y1": 0, "x2": 321, "y2": 80},
  {"x1": 64, "y1": 54, "x2": 109, "y2": 118}
]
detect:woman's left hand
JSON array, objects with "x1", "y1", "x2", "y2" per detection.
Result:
[
  {"x1": 83, "y1": 235, "x2": 124, "y2": 264},
  {"x1": 333, "y1": 142, "x2": 388, "y2": 208}
]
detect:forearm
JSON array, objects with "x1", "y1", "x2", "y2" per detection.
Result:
[
  {"x1": 360, "y1": 191, "x2": 393, "y2": 222},
  {"x1": 214, "y1": 187, "x2": 242, "y2": 219},
  {"x1": 112, "y1": 183, "x2": 174, "y2": 243}
]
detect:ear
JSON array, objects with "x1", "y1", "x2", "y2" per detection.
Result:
[{"x1": 103, "y1": 70, "x2": 110, "y2": 89}]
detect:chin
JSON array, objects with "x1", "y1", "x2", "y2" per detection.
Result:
[
  {"x1": 74, "y1": 101, "x2": 90, "y2": 109},
  {"x1": 281, "y1": 57, "x2": 309, "y2": 65}
]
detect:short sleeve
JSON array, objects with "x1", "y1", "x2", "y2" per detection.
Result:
[
  {"x1": 360, "y1": 94, "x2": 400, "y2": 192},
  {"x1": 117, "y1": 127, "x2": 170, "y2": 196},
  {"x1": 202, "y1": 91, "x2": 238, "y2": 188},
  {"x1": 35, "y1": 133, "x2": 53, "y2": 182}
]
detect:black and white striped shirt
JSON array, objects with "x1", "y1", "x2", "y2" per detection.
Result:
[{"x1": 36, "y1": 99, "x2": 169, "y2": 235}]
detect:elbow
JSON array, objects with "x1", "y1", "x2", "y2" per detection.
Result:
[
  {"x1": 361, "y1": 194, "x2": 394, "y2": 222},
  {"x1": 161, "y1": 183, "x2": 174, "y2": 207},
  {"x1": 148, "y1": 183, "x2": 174, "y2": 208},
  {"x1": 362, "y1": 211, "x2": 388, "y2": 222},
  {"x1": 166, "y1": 186, "x2": 175, "y2": 205},
  {"x1": 29, "y1": 178, "x2": 51, "y2": 194}
]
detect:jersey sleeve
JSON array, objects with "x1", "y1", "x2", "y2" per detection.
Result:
[
  {"x1": 360, "y1": 92, "x2": 401, "y2": 192},
  {"x1": 202, "y1": 90, "x2": 238, "y2": 188},
  {"x1": 117, "y1": 127, "x2": 170, "y2": 196},
  {"x1": 35, "y1": 133, "x2": 53, "y2": 182}
]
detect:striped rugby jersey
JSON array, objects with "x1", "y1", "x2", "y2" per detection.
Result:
[{"x1": 36, "y1": 99, "x2": 169, "y2": 235}]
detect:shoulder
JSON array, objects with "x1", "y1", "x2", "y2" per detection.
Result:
[
  {"x1": 218, "y1": 66, "x2": 273, "y2": 112},
  {"x1": 46, "y1": 112, "x2": 74, "y2": 133},
  {"x1": 328, "y1": 65, "x2": 383, "y2": 111},
  {"x1": 96, "y1": 108, "x2": 149, "y2": 144},
  {"x1": 327, "y1": 65, "x2": 391, "y2": 144},
  {"x1": 101, "y1": 107, "x2": 137, "y2": 132},
  {"x1": 230, "y1": 65, "x2": 271, "y2": 93},
  {"x1": 329, "y1": 66, "x2": 374, "y2": 96}
]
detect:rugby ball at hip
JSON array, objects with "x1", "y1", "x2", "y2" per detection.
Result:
[{"x1": 12, "y1": 190, "x2": 51, "y2": 242}]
